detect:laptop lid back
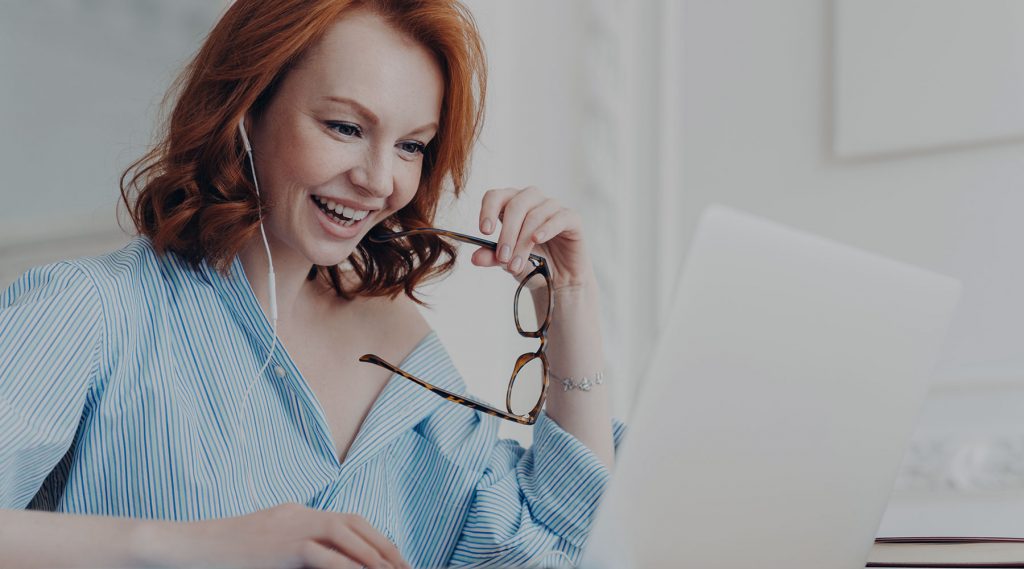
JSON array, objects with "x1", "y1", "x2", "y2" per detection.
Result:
[{"x1": 581, "y1": 205, "x2": 961, "y2": 569}]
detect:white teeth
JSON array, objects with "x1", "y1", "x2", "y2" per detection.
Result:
[{"x1": 313, "y1": 196, "x2": 371, "y2": 223}]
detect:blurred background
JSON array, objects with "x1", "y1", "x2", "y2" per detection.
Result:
[{"x1": 3, "y1": 0, "x2": 1024, "y2": 538}]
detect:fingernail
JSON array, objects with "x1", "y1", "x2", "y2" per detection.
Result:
[
  {"x1": 534, "y1": 231, "x2": 546, "y2": 242},
  {"x1": 482, "y1": 218, "x2": 493, "y2": 234},
  {"x1": 510, "y1": 256, "x2": 523, "y2": 273},
  {"x1": 499, "y1": 244, "x2": 511, "y2": 262}
]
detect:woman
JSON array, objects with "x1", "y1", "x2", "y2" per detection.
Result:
[{"x1": 0, "y1": 1, "x2": 620, "y2": 568}]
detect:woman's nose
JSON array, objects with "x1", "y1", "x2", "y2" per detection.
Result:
[{"x1": 349, "y1": 148, "x2": 393, "y2": 199}]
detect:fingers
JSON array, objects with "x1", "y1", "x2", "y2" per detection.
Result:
[
  {"x1": 320, "y1": 523, "x2": 385, "y2": 569},
  {"x1": 478, "y1": 186, "x2": 586, "y2": 282},
  {"x1": 299, "y1": 540, "x2": 362, "y2": 569},
  {"x1": 494, "y1": 188, "x2": 544, "y2": 268},
  {"x1": 317, "y1": 515, "x2": 408, "y2": 569},
  {"x1": 480, "y1": 187, "x2": 550, "y2": 271},
  {"x1": 346, "y1": 516, "x2": 408, "y2": 569},
  {"x1": 508, "y1": 199, "x2": 562, "y2": 274},
  {"x1": 470, "y1": 245, "x2": 500, "y2": 268},
  {"x1": 484, "y1": 187, "x2": 544, "y2": 265},
  {"x1": 533, "y1": 207, "x2": 580, "y2": 247},
  {"x1": 479, "y1": 187, "x2": 518, "y2": 235}
]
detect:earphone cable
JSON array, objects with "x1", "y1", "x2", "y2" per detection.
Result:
[{"x1": 234, "y1": 119, "x2": 280, "y2": 510}]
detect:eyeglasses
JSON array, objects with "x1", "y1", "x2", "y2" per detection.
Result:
[{"x1": 358, "y1": 227, "x2": 553, "y2": 425}]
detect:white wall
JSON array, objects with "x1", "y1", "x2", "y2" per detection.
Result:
[
  {"x1": 676, "y1": 1, "x2": 1024, "y2": 381},
  {"x1": 672, "y1": 0, "x2": 1024, "y2": 535},
  {"x1": 0, "y1": 1, "x2": 225, "y2": 234},
  {"x1": 0, "y1": 1, "x2": 225, "y2": 279}
]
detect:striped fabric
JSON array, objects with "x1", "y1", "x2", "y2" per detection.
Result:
[{"x1": 0, "y1": 237, "x2": 624, "y2": 568}]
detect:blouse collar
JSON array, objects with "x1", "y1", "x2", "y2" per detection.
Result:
[{"x1": 205, "y1": 254, "x2": 470, "y2": 475}]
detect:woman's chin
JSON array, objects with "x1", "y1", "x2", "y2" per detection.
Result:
[
  {"x1": 302, "y1": 241, "x2": 357, "y2": 269},
  {"x1": 295, "y1": 211, "x2": 378, "y2": 267}
]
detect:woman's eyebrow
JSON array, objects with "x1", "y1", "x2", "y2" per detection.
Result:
[
  {"x1": 322, "y1": 95, "x2": 379, "y2": 126},
  {"x1": 408, "y1": 123, "x2": 439, "y2": 137},
  {"x1": 321, "y1": 95, "x2": 437, "y2": 136}
]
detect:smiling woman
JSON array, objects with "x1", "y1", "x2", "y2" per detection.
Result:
[
  {"x1": 236, "y1": 10, "x2": 444, "y2": 268},
  {"x1": 122, "y1": 0, "x2": 484, "y2": 303},
  {"x1": 0, "y1": 1, "x2": 620, "y2": 568}
]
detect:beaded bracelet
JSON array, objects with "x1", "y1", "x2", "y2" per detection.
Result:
[{"x1": 553, "y1": 370, "x2": 605, "y2": 392}]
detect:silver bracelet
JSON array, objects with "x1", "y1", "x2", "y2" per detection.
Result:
[{"x1": 554, "y1": 370, "x2": 605, "y2": 392}]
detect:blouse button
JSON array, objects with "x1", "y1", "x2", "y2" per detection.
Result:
[{"x1": 274, "y1": 365, "x2": 286, "y2": 378}]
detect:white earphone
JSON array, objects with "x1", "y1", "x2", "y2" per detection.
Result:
[
  {"x1": 237, "y1": 117, "x2": 278, "y2": 325},
  {"x1": 237, "y1": 116, "x2": 280, "y2": 507}
]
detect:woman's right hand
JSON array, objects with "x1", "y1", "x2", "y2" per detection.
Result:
[{"x1": 139, "y1": 502, "x2": 411, "y2": 569}]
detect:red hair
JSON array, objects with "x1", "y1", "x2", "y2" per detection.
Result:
[{"x1": 120, "y1": 0, "x2": 486, "y2": 302}]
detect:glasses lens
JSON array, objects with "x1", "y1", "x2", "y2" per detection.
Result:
[
  {"x1": 515, "y1": 272, "x2": 550, "y2": 334},
  {"x1": 510, "y1": 356, "x2": 545, "y2": 416}
]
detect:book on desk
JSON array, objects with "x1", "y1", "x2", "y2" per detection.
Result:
[{"x1": 867, "y1": 536, "x2": 1024, "y2": 567}]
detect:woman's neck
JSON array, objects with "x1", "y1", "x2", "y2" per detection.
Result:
[{"x1": 238, "y1": 236, "x2": 322, "y2": 327}]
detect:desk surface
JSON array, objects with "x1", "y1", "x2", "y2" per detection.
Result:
[{"x1": 490, "y1": 563, "x2": 1001, "y2": 568}]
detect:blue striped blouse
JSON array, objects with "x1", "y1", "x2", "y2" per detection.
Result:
[{"x1": 0, "y1": 237, "x2": 624, "y2": 568}]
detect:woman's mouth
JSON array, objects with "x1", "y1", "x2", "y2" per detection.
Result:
[{"x1": 310, "y1": 195, "x2": 371, "y2": 228}]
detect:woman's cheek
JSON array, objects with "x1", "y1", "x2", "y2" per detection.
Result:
[
  {"x1": 294, "y1": 152, "x2": 341, "y2": 188},
  {"x1": 375, "y1": 173, "x2": 418, "y2": 224},
  {"x1": 400, "y1": 162, "x2": 423, "y2": 198}
]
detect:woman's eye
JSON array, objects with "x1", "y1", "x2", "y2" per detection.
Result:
[
  {"x1": 327, "y1": 122, "x2": 361, "y2": 137},
  {"x1": 398, "y1": 141, "x2": 426, "y2": 155}
]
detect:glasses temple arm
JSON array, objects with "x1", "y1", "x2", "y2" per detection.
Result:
[
  {"x1": 369, "y1": 228, "x2": 546, "y2": 264},
  {"x1": 359, "y1": 354, "x2": 521, "y2": 419}
]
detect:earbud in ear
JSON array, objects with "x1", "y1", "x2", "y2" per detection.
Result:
[
  {"x1": 237, "y1": 114, "x2": 276, "y2": 323},
  {"x1": 238, "y1": 117, "x2": 253, "y2": 153}
]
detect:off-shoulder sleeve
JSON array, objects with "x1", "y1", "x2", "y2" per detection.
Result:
[
  {"x1": 0, "y1": 261, "x2": 104, "y2": 509},
  {"x1": 448, "y1": 410, "x2": 628, "y2": 568}
]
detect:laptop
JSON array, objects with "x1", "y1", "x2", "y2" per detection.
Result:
[{"x1": 578, "y1": 205, "x2": 962, "y2": 569}]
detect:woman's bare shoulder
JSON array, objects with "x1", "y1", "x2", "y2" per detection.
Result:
[
  {"x1": 358, "y1": 289, "x2": 432, "y2": 344},
  {"x1": 342, "y1": 280, "x2": 430, "y2": 345},
  {"x1": 320, "y1": 269, "x2": 432, "y2": 349},
  {"x1": 310, "y1": 271, "x2": 428, "y2": 333}
]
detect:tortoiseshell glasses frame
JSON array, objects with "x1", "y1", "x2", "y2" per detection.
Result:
[{"x1": 358, "y1": 227, "x2": 554, "y2": 425}]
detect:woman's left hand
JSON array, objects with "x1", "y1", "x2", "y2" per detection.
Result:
[{"x1": 471, "y1": 186, "x2": 596, "y2": 294}]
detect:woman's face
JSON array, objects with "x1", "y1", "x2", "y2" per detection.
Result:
[{"x1": 246, "y1": 10, "x2": 443, "y2": 267}]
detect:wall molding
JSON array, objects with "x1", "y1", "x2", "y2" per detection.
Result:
[
  {"x1": 0, "y1": 214, "x2": 130, "y2": 288},
  {"x1": 834, "y1": 0, "x2": 1024, "y2": 157}
]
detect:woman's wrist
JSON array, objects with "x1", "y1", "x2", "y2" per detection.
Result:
[
  {"x1": 545, "y1": 279, "x2": 600, "y2": 333},
  {"x1": 551, "y1": 268, "x2": 599, "y2": 299},
  {"x1": 551, "y1": 368, "x2": 606, "y2": 392},
  {"x1": 540, "y1": 276, "x2": 605, "y2": 381},
  {"x1": 130, "y1": 519, "x2": 177, "y2": 568},
  {"x1": 532, "y1": 273, "x2": 598, "y2": 317},
  {"x1": 132, "y1": 518, "x2": 214, "y2": 569}
]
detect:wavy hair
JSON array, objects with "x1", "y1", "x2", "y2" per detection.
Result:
[{"x1": 120, "y1": 0, "x2": 486, "y2": 303}]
